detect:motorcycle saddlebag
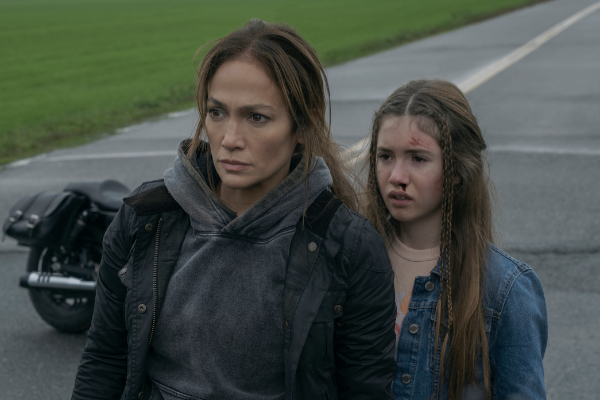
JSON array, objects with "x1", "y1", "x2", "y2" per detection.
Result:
[{"x1": 2, "y1": 191, "x2": 85, "y2": 246}]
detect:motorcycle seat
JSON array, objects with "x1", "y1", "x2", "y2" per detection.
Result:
[{"x1": 64, "y1": 180, "x2": 131, "y2": 211}]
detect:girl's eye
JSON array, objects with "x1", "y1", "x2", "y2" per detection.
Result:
[
  {"x1": 413, "y1": 155, "x2": 427, "y2": 163},
  {"x1": 250, "y1": 114, "x2": 267, "y2": 123},
  {"x1": 377, "y1": 153, "x2": 392, "y2": 161},
  {"x1": 208, "y1": 109, "x2": 222, "y2": 118}
]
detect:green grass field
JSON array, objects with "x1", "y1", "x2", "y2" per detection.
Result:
[{"x1": 0, "y1": 0, "x2": 545, "y2": 165}]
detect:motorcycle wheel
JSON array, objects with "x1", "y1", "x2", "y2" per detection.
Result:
[{"x1": 26, "y1": 246, "x2": 95, "y2": 333}]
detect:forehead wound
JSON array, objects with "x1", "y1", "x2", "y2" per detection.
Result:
[{"x1": 408, "y1": 136, "x2": 432, "y2": 149}]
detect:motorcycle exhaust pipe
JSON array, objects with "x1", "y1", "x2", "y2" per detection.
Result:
[{"x1": 19, "y1": 272, "x2": 96, "y2": 292}]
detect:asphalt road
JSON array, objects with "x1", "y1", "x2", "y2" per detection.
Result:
[{"x1": 1, "y1": 0, "x2": 599, "y2": 398}]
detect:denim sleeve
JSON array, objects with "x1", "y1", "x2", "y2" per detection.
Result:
[{"x1": 489, "y1": 268, "x2": 548, "y2": 399}]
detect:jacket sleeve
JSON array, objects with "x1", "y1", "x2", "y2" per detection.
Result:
[
  {"x1": 489, "y1": 267, "x2": 548, "y2": 399},
  {"x1": 334, "y1": 216, "x2": 396, "y2": 399},
  {"x1": 71, "y1": 202, "x2": 137, "y2": 400}
]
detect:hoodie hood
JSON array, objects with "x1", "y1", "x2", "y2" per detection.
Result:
[{"x1": 164, "y1": 139, "x2": 333, "y2": 238}]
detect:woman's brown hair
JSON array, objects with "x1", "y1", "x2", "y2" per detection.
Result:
[
  {"x1": 188, "y1": 19, "x2": 357, "y2": 210},
  {"x1": 365, "y1": 79, "x2": 494, "y2": 399}
]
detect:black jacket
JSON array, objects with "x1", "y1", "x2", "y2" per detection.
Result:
[{"x1": 72, "y1": 180, "x2": 396, "y2": 400}]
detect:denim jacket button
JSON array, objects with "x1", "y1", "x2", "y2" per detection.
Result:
[
  {"x1": 119, "y1": 266, "x2": 128, "y2": 276},
  {"x1": 409, "y1": 324, "x2": 419, "y2": 334},
  {"x1": 424, "y1": 281, "x2": 435, "y2": 291},
  {"x1": 401, "y1": 374, "x2": 411, "y2": 384},
  {"x1": 333, "y1": 304, "x2": 343, "y2": 314},
  {"x1": 138, "y1": 304, "x2": 147, "y2": 314},
  {"x1": 283, "y1": 320, "x2": 289, "y2": 330},
  {"x1": 308, "y1": 242, "x2": 317, "y2": 252},
  {"x1": 138, "y1": 390, "x2": 144, "y2": 399},
  {"x1": 145, "y1": 223, "x2": 153, "y2": 232}
]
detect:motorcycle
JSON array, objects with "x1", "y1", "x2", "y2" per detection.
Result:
[{"x1": 2, "y1": 180, "x2": 130, "y2": 333}]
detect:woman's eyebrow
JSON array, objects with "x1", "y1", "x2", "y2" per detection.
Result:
[
  {"x1": 207, "y1": 97, "x2": 275, "y2": 113},
  {"x1": 207, "y1": 97, "x2": 226, "y2": 109},
  {"x1": 238, "y1": 103, "x2": 275, "y2": 113}
]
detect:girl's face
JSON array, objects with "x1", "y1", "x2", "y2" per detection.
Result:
[
  {"x1": 206, "y1": 57, "x2": 300, "y2": 202},
  {"x1": 376, "y1": 115, "x2": 444, "y2": 232}
]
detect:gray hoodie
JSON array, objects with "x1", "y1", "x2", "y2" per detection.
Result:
[{"x1": 146, "y1": 141, "x2": 333, "y2": 400}]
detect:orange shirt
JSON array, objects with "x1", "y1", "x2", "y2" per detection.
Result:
[{"x1": 387, "y1": 237, "x2": 439, "y2": 348}]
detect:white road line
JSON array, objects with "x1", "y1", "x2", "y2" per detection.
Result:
[
  {"x1": 8, "y1": 159, "x2": 34, "y2": 168},
  {"x1": 7, "y1": 3, "x2": 600, "y2": 170},
  {"x1": 459, "y1": 1, "x2": 600, "y2": 93},
  {"x1": 7, "y1": 151, "x2": 178, "y2": 167},
  {"x1": 7, "y1": 110, "x2": 195, "y2": 168},
  {"x1": 168, "y1": 109, "x2": 195, "y2": 119},
  {"x1": 8, "y1": 143, "x2": 598, "y2": 170},
  {"x1": 44, "y1": 151, "x2": 178, "y2": 162},
  {"x1": 343, "y1": 1, "x2": 600, "y2": 165},
  {"x1": 488, "y1": 145, "x2": 600, "y2": 156}
]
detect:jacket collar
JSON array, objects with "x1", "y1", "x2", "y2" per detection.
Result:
[{"x1": 123, "y1": 183, "x2": 182, "y2": 216}]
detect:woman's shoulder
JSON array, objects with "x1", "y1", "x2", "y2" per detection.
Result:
[
  {"x1": 122, "y1": 179, "x2": 183, "y2": 216},
  {"x1": 329, "y1": 205, "x2": 378, "y2": 244},
  {"x1": 327, "y1": 206, "x2": 390, "y2": 273},
  {"x1": 483, "y1": 243, "x2": 545, "y2": 317},
  {"x1": 127, "y1": 178, "x2": 168, "y2": 197}
]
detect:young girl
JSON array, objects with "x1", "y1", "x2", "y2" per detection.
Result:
[
  {"x1": 364, "y1": 79, "x2": 548, "y2": 399},
  {"x1": 72, "y1": 20, "x2": 396, "y2": 400}
]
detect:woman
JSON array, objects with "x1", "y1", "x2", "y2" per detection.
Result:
[
  {"x1": 364, "y1": 79, "x2": 548, "y2": 399},
  {"x1": 72, "y1": 20, "x2": 396, "y2": 400}
]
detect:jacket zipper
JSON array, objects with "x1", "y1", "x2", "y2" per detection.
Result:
[{"x1": 148, "y1": 216, "x2": 163, "y2": 347}]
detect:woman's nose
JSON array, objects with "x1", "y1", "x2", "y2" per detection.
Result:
[{"x1": 221, "y1": 120, "x2": 244, "y2": 150}]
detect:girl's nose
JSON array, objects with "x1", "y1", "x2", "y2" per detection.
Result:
[{"x1": 389, "y1": 162, "x2": 409, "y2": 189}]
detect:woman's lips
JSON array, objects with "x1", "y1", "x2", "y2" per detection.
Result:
[
  {"x1": 220, "y1": 159, "x2": 250, "y2": 172},
  {"x1": 388, "y1": 190, "x2": 412, "y2": 207}
]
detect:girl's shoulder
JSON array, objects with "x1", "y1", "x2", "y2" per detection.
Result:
[
  {"x1": 483, "y1": 243, "x2": 545, "y2": 318},
  {"x1": 486, "y1": 243, "x2": 531, "y2": 277}
]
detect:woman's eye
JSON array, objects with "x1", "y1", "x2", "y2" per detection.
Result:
[
  {"x1": 413, "y1": 155, "x2": 427, "y2": 163},
  {"x1": 208, "y1": 109, "x2": 222, "y2": 118},
  {"x1": 250, "y1": 114, "x2": 267, "y2": 123},
  {"x1": 377, "y1": 153, "x2": 391, "y2": 161}
]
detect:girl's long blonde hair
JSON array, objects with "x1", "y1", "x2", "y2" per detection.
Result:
[{"x1": 365, "y1": 79, "x2": 494, "y2": 399}]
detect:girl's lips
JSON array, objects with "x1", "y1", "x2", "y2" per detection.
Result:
[
  {"x1": 220, "y1": 159, "x2": 250, "y2": 172},
  {"x1": 388, "y1": 190, "x2": 412, "y2": 207}
]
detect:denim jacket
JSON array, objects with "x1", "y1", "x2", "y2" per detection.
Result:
[{"x1": 393, "y1": 244, "x2": 548, "y2": 399}]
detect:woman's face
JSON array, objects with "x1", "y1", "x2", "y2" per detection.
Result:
[
  {"x1": 205, "y1": 57, "x2": 299, "y2": 204},
  {"x1": 376, "y1": 115, "x2": 444, "y2": 232}
]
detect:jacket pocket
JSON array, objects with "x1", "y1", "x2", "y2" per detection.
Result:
[
  {"x1": 117, "y1": 260, "x2": 133, "y2": 332},
  {"x1": 298, "y1": 291, "x2": 336, "y2": 370},
  {"x1": 151, "y1": 380, "x2": 205, "y2": 400}
]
